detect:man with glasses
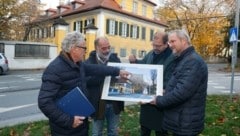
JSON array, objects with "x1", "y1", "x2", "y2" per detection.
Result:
[
  {"x1": 150, "y1": 29, "x2": 208, "y2": 136},
  {"x1": 38, "y1": 32, "x2": 130, "y2": 136},
  {"x1": 85, "y1": 36, "x2": 124, "y2": 136},
  {"x1": 129, "y1": 31, "x2": 174, "y2": 136}
]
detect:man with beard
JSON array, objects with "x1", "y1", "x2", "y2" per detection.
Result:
[
  {"x1": 85, "y1": 37, "x2": 124, "y2": 136},
  {"x1": 129, "y1": 31, "x2": 174, "y2": 136},
  {"x1": 150, "y1": 29, "x2": 208, "y2": 136}
]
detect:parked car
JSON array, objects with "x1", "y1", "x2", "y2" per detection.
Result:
[{"x1": 0, "y1": 53, "x2": 9, "y2": 75}]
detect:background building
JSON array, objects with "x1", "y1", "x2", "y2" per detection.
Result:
[{"x1": 29, "y1": 0, "x2": 167, "y2": 60}]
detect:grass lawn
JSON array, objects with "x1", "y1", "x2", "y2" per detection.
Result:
[{"x1": 0, "y1": 95, "x2": 239, "y2": 136}]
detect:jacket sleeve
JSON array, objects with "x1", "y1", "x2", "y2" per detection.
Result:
[
  {"x1": 84, "y1": 63, "x2": 120, "y2": 77},
  {"x1": 85, "y1": 54, "x2": 121, "y2": 86},
  {"x1": 38, "y1": 67, "x2": 73, "y2": 128},
  {"x1": 156, "y1": 59, "x2": 206, "y2": 108},
  {"x1": 135, "y1": 51, "x2": 152, "y2": 64}
]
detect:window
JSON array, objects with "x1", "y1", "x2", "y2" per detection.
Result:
[
  {"x1": 150, "y1": 29, "x2": 154, "y2": 41},
  {"x1": 43, "y1": 28, "x2": 47, "y2": 38},
  {"x1": 50, "y1": 26, "x2": 55, "y2": 37},
  {"x1": 106, "y1": 19, "x2": 118, "y2": 35},
  {"x1": 130, "y1": 25, "x2": 139, "y2": 39},
  {"x1": 138, "y1": 50, "x2": 146, "y2": 58},
  {"x1": 133, "y1": 1, "x2": 138, "y2": 14},
  {"x1": 0, "y1": 43, "x2": 4, "y2": 53},
  {"x1": 120, "y1": 48, "x2": 126, "y2": 57},
  {"x1": 142, "y1": 5, "x2": 147, "y2": 16},
  {"x1": 15, "y1": 44, "x2": 49, "y2": 58},
  {"x1": 73, "y1": 21, "x2": 83, "y2": 33},
  {"x1": 119, "y1": 22, "x2": 129, "y2": 37},
  {"x1": 110, "y1": 47, "x2": 115, "y2": 53},
  {"x1": 121, "y1": 0, "x2": 126, "y2": 9},
  {"x1": 131, "y1": 49, "x2": 137, "y2": 56},
  {"x1": 141, "y1": 27, "x2": 146, "y2": 40},
  {"x1": 85, "y1": 18, "x2": 95, "y2": 27}
]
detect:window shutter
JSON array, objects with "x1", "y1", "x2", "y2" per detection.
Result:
[
  {"x1": 84, "y1": 20, "x2": 87, "y2": 27},
  {"x1": 142, "y1": 27, "x2": 146, "y2": 40},
  {"x1": 127, "y1": 24, "x2": 129, "y2": 37},
  {"x1": 137, "y1": 26, "x2": 139, "y2": 38},
  {"x1": 115, "y1": 21, "x2": 118, "y2": 35},
  {"x1": 80, "y1": 21, "x2": 83, "y2": 33},
  {"x1": 119, "y1": 22, "x2": 122, "y2": 36},
  {"x1": 73, "y1": 22, "x2": 76, "y2": 31},
  {"x1": 106, "y1": 19, "x2": 109, "y2": 34},
  {"x1": 130, "y1": 25, "x2": 133, "y2": 37}
]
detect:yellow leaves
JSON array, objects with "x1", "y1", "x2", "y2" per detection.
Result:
[{"x1": 157, "y1": 0, "x2": 231, "y2": 57}]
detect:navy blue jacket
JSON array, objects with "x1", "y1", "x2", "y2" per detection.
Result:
[
  {"x1": 85, "y1": 51, "x2": 124, "y2": 119},
  {"x1": 38, "y1": 51, "x2": 120, "y2": 136},
  {"x1": 156, "y1": 46, "x2": 208, "y2": 135}
]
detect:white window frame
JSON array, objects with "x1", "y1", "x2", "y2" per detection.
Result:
[
  {"x1": 109, "y1": 19, "x2": 116, "y2": 35},
  {"x1": 76, "y1": 21, "x2": 82, "y2": 32},
  {"x1": 133, "y1": 1, "x2": 138, "y2": 14},
  {"x1": 142, "y1": 4, "x2": 147, "y2": 17},
  {"x1": 121, "y1": 22, "x2": 128, "y2": 37},
  {"x1": 132, "y1": 25, "x2": 138, "y2": 39}
]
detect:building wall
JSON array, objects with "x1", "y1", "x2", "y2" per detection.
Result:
[{"x1": 1, "y1": 41, "x2": 57, "y2": 70}]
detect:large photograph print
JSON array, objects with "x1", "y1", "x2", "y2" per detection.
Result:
[{"x1": 101, "y1": 63, "x2": 163, "y2": 102}]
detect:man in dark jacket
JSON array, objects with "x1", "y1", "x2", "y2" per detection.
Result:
[
  {"x1": 85, "y1": 37, "x2": 124, "y2": 136},
  {"x1": 150, "y1": 29, "x2": 208, "y2": 136},
  {"x1": 129, "y1": 31, "x2": 174, "y2": 136},
  {"x1": 38, "y1": 32, "x2": 129, "y2": 136}
]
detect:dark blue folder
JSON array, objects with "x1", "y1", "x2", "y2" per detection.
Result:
[{"x1": 57, "y1": 87, "x2": 95, "y2": 117}]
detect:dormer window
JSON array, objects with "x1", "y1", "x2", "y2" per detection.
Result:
[
  {"x1": 71, "y1": 0, "x2": 85, "y2": 10},
  {"x1": 45, "y1": 9, "x2": 57, "y2": 17},
  {"x1": 57, "y1": 5, "x2": 70, "y2": 14}
]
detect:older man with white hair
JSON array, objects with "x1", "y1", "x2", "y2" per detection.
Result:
[{"x1": 38, "y1": 32, "x2": 130, "y2": 136}]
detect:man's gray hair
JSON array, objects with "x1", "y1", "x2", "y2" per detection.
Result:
[
  {"x1": 169, "y1": 29, "x2": 191, "y2": 45},
  {"x1": 61, "y1": 31, "x2": 85, "y2": 52}
]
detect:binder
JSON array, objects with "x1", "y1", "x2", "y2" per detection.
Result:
[{"x1": 57, "y1": 87, "x2": 95, "y2": 117}]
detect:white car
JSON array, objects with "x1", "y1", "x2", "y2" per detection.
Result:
[{"x1": 0, "y1": 53, "x2": 9, "y2": 75}]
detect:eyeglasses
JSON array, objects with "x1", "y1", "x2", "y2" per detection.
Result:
[
  {"x1": 76, "y1": 46, "x2": 87, "y2": 51},
  {"x1": 152, "y1": 43, "x2": 164, "y2": 47}
]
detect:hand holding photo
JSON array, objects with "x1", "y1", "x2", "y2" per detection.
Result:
[{"x1": 101, "y1": 63, "x2": 163, "y2": 102}]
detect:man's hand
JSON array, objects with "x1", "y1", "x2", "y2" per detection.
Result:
[
  {"x1": 72, "y1": 116, "x2": 85, "y2": 128},
  {"x1": 119, "y1": 70, "x2": 131, "y2": 80},
  {"x1": 128, "y1": 55, "x2": 137, "y2": 63},
  {"x1": 149, "y1": 96, "x2": 157, "y2": 105}
]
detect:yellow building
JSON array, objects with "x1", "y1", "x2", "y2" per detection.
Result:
[{"x1": 29, "y1": 0, "x2": 167, "y2": 60}]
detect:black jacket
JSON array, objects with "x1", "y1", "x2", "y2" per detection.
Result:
[
  {"x1": 136, "y1": 47, "x2": 175, "y2": 131},
  {"x1": 156, "y1": 46, "x2": 208, "y2": 135},
  {"x1": 85, "y1": 51, "x2": 124, "y2": 119},
  {"x1": 38, "y1": 51, "x2": 120, "y2": 136}
]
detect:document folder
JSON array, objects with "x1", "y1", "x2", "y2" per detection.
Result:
[{"x1": 57, "y1": 87, "x2": 95, "y2": 117}]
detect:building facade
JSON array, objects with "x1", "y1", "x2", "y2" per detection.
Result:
[{"x1": 29, "y1": 0, "x2": 167, "y2": 60}]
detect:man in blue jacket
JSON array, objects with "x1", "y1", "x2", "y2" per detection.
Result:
[
  {"x1": 38, "y1": 32, "x2": 129, "y2": 136},
  {"x1": 85, "y1": 37, "x2": 124, "y2": 136},
  {"x1": 150, "y1": 29, "x2": 208, "y2": 136}
]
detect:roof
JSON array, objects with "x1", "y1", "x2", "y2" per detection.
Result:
[{"x1": 39, "y1": 0, "x2": 167, "y2": 27}]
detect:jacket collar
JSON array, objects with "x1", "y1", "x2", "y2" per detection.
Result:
[{"x1": 175, "y1": 46, "x2": 194, "y2": 61}]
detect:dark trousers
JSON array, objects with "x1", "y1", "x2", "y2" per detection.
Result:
[{"x1": 141, "y1": 125, "x2": 168, "y2": 136}]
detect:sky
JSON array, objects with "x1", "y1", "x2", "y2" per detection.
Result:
[{"x1": 40, "y1": 0, "x2": 160, "y2": 9}]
